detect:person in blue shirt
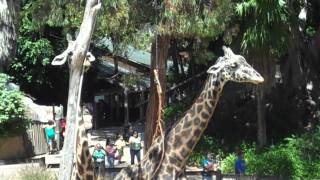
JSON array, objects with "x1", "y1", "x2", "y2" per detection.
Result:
[
  {"x1": 202, "y1": 153, "x2": 214, "y2": 172},
  {"x1": 235, "y1": 150, "x2": 246, "y2": 175},
  {"x1": 92, "y1": 143, "x2": 106, "y2": 176},
  {"x1": 44, "y1": 120, "x2": 56, "y2": 154}
]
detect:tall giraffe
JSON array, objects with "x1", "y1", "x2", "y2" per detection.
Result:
[
  {"x1": 114, "y1": 46, "x2": 264, "y2": 179},
  {"x1": 73, "y1": 111, "x2": 95, "y2": 180},
  {"x1": 53, "y1": 56, "x2": 96, "y2": 180},
  {"x1": 154, "y1": 46, "x2": 263, "y2": 178}
]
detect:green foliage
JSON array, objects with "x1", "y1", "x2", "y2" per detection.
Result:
[
  {"x1": 161, "y1": 0, "x2": 235, "y2": 38},
  {"x1": 21, "y1": 0, "x2": 83, "y2": 33},
  {"x1": 221, "y1": 128, "x2": 320, "y2": 179},
  {"x1": 163, "y1": 103, "x2": 185, "y2": 121},
  {"x1": 221, "y1": 153, "x2": 237, "y2": 173},
  {"x1": 18, "y1": 166, "x2": 57, "y2": 180},
  {"x1": 0, "y1": 74, "x2": 29, "y2": 137},
  {"x1": 9, "y1": 36, "x2": 54, "y2": 88},
  {"x1": 188, "y1": 135, "x2": 224, "y2": 166},
  {"x1": 10, "y1": 8, "x2": 55, "y2": 89},
  {"x1": 221, "y1": 144, "x2": 304, "y2": 179},
  {"x1": 236, "y1": 0, "x2": 289, "y2": 56},
  {"x1": 305, "y1": 26, "x2": 317, "y2": 39}
]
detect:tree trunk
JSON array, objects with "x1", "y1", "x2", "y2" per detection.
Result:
[
  {"x1": 114, "y1": 56, "x2": 119, "y2": 74},
  {"x1": 124, "y1": 87, "x2": 129, "y2": 126},
  {"x1": 145, "y1": 35, "x2": 170, "y2": 150},
  {"x1": 257, "y1": 86, "x2": 267, "y2": 148},
  {"x1": 57, "y1": 1, "x2": 101, "y2": 179},
  {"x1": 0, "y1": 0, "x2": 19, "y2": 71},
  {"x1": 170, "y1": 39, "x2": 180, "y2": 80}
]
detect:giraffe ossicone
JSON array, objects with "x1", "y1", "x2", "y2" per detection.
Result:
[{"x1": 115, "y1": 46, "x2": 264, "y2": 179}]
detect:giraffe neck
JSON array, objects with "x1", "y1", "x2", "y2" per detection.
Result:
[
  {"x1": 160, "y1": 73, "x2": 224, "y2": 176},
  {"x1": 75, "y1": 117, "x2": 95, "y2": 180}
]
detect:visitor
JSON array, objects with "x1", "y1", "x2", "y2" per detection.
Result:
[
  {"x1": 203, "y1": 153, "x2": 214, "y2": 172},
  {"x1": 124, "y1": 125, "x2": 134, "y2": 141},
  {"x1": 44, "y1": 120, "x2": 56, "y2": 154},
  {"x1": 60, "y1": 117, "x2": 66, "y2": 148},
  {"x1": 114, "y1": 133, "x2": 126, "y2": 163},
  {"x1": 92, "y1": 143, "x2": 106, "y2": 176},
  {"x1": 129, "y1": 130, "x2": 142, "y2": 165},
  {"x1": 235, "y1": 150, "x2": 246, "y2": 175},
  {"x1": 105, "y1": 138, "x2": 117, "y2": 168}
]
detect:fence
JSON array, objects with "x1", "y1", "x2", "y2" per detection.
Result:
[{"x1": 26, "y1": 121, "x2": 48, "y2": 155}]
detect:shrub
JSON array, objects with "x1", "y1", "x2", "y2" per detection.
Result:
[
  {"x1": 187, "y1": 135, "x2": 225, "y2": 166},
  {"x1": 0, "y1": 74, "x2": 29, "y2": 137},
  {"x1": 18, "y1": 166, "x2": 57, "y2": 180},
  {"x1": 221, "y1": 153, "x2": 237, "y2": 173},
  {"x1": 221, "y1": 143, "x2": 305, "y2": 179}
]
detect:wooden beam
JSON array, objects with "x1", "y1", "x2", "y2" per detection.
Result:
[{"x1": 135, "y1": 71, "x2": 206, "y2": 108}]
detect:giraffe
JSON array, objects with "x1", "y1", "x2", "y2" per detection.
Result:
[
  {"x1": 154, "y1": 46, "x2": 264, "y2": 179},
  {"x1": 72, "y1": 110, "x2": 95, "y2": 180},
  {"x1": 114, "y1": 46, "x2": 264, "y2": 179},
  {"x1": 52, "y1": 48, "x2": 96, "y2": 180}
]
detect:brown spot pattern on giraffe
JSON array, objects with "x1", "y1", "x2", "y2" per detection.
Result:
[
  {"x1": 183, "y1": 119, "x2": 192, "y2": 129},
  {"x1": 78, "y1": 165, "x2": 84, "y2": 175},
  {"x1": 175, "y1": 124, "x2": 182, "y2": 133},
  {"x1": 86, "y1": 174, "x2": 94, "y2": 180},
  {"x1": 207, "y1": 90, "x2": 213, "y2": 99},
  {"x1": 187, "y1": 139, "x2": 195, "y2": 149},
  {"x1": 188, "y1": 106, "x2": 196, "y2": 117},
  {"x1": 196, "y1": 97, "x2": 204, "y2": 103},
  {"x1": 196, "y1": 104, "x2": 203, "y2": 113},
  {"x1": 194, "y1": 129, "x2": 201, "y2": 137},
  {"x1": 200, "y1": 121, "x2": 207, "y2": 128},
  {"x1": 194, "y1": 117, "x2": 201, "y2": 126},
  {"x1": 201, "y1": 112, "x2": 210, "y2": 119},
  {"x1": 181, "y1": 129, "x2": 190, "y2": 138},
  {"x1": 80, "y1": 152, "x2": 86, "y2": 163},
  {"x1": 180, "y1": 147, "x2": 189, "y2": 158},
  {"x1": 205, "y1": 101, "x2": 213, "y2": 114},
  {"x1": 173, "y1": 135, "x2": 182, "y2": 148}
]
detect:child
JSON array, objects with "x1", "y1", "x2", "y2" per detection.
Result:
[
  {"x1": 44, "y1": 120, "x2": 56, "y2": 154},
  {"x1": 202, "y1": 153, "x2": 214, "y2": 172},
  {"x1": 114, "y1": 134, "x2": 126, "y2": 163},
  {"x1": 105, "y1": 138, "x2": 117, "y2": 167}
]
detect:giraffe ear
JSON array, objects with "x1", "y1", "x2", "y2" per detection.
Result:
[{"x1": 222, "y1": 46, "x2": 235, "y2": 57}]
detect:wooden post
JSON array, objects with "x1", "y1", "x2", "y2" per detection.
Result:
[
  {"x1": 124, "y1": 87, "x2": 129, "y2": 126},
  {"x1": 51, "y1": 1, "x2": 101, "y2": 179},
  {"x1": 139, "y1": 87, "x2": 145, "y2": 121}
]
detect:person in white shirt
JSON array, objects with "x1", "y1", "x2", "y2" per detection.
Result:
[
  {"x1": 129, "y1": 130, "x2": 142, "y2": 165},
  {"x1": 114, "y1": 134, "x2": 126, "y2": 163}
]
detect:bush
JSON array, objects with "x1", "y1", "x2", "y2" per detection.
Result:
[
  {"x1": 221, "y1": 143, "x2": 305, "y2": 179},
  {"x1": 187, "y1": 135, "x2": 225, "y2": 166},
  {"x1": 221, "y1": 153, "x2": 237, "y2": 173},
  {"x1": 0, "y1": 74, "x2": 29, "y2": 137},
  {"x1": 18, "y1": 166, "x2": 57, "y2": 180}
]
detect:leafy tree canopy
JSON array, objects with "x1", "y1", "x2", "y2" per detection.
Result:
[
  {"x1": 0, "y1": 74, "x2": 29, "y2": 137},
  {"x1": 236, "y1": 0, "x2": 289, "y2": 56}
]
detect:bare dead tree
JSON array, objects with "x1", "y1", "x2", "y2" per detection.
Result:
[{"x1": 51, "y1": 0, "x2": 101, "y2": 179}]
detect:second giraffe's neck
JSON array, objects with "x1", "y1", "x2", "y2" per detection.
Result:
[{"x1": 166, "y1": 73, "x2": 224, "y2": 169}]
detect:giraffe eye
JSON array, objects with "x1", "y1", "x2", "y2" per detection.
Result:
[{"x1": 230, "y1": 63, "x2": 238, "y2": 68}]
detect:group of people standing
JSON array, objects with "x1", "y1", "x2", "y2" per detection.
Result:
[{"x1": 92, "y1": 129, "x2": 143, "y2": 171}]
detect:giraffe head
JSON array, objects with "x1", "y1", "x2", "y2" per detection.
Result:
[{"x1": 207, "y1": 46, "x2": 264, "y2": 84}]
